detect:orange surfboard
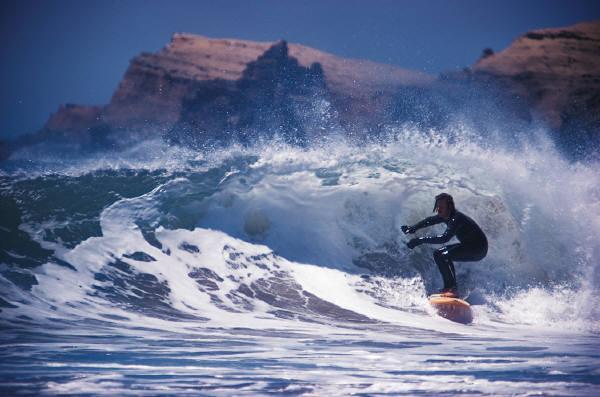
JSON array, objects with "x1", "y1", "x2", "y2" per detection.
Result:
[{"x1": 429, "y1": 295, "x2": 473, "y2": 324}]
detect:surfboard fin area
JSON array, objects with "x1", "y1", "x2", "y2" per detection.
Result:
[{"x1": 429, "y1": 296, "x2": 473, "y2": 324}]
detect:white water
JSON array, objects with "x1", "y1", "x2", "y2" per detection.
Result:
[{"x1": 1, "y1": 128, "x2": 599, "y2": 395}]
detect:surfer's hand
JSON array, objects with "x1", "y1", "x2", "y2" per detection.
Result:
[
  {"x1": 406, "y1": 238, "x2": 420, "y2": 249},
  {"x1": 401, "y1": 225, "x2": 416, "y2": 234}
]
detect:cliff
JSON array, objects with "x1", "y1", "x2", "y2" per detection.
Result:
[
  {"x1": 168, "y1": 40, "x2": 334, "y2": 146},
  {"x1": 33, "y1": 33, "x2": 432, "y2": 148},
  {"x1": 103, "y1": 33, "x2": 433, "y2": 137},
  {"x1": 5, "y1": 21, "x2": 600, "y2": 159},
  {"x1": 473, "y1": 21, "x2": 600, "y2": 132}
]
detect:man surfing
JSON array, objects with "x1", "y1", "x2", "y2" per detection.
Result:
[{"x1": 401, "y1": 193, "x2": 488, "y2": 298}]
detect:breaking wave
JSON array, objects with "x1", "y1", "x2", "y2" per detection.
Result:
[{"x1": 1, "y1": 125, "x2": 598, "y2": 335}]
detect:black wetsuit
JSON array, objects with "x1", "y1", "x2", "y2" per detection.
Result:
[{"x1": 410, "y1": 210, "x2": 488, "y2": 290}]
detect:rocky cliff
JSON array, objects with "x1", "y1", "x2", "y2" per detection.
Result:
[
  {"x1": 103, "y1": 33, "x2": 432, "y2": 137},
  {"x1": 473, "y1": 21, "x2": 600, "y2": 136},
  {"x1": 4, "y1": 21, "x2": 599, "y2": 159},
  {"x1": 169, "y1": 40, "x2": 335, "y2": 146},
  {"x1": 35, "y1": 33, "x2": 432, "y2": 148}
]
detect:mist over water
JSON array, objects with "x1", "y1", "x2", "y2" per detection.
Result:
[{"x1": 1, "y1": 123, "x2": 599, "y2": 395}]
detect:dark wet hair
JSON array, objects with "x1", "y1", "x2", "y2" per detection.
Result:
[{"x1": 433, "y1": 193, "x2": 455, "y2": 213}]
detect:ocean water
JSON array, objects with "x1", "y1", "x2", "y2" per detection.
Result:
[{"x1": 1, "y1": 129, "x2": 599, "y2": 396}]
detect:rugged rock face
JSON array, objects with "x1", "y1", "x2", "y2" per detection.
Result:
[
  {"x1": 45, "y1": 104, "x2": 104, "y2": 133},
  {"x1": 473, "y1": 21, "x2": 600, "y2": 129},
  {"x1": 5, "y1": 21, "x2": 600, "y2": 159},
  {"x1": 169, "y1": 40, "x2": 333, "y2": 146},
  {"x1": 102, "y1": 33, "x2": 432, "y2": 137},
  {"x1": 17, "y1": 33, "x2": 432, "y2": 156},
  {"x1": 472, "y1": 21, "x2": 600, "y2": 153}
]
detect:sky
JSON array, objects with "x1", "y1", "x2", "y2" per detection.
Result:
[{"x1": 1, "y1": 0, "x2": 599, "y2": 139}]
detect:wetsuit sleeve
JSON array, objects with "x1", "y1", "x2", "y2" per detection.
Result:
[
  {"x1": 415, "y1": 216, "x2": 458, "y2": 245},
  {"x1": 411, "y1": 215, "x2": 445, "y2": 231}
]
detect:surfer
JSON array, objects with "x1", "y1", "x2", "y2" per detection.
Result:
[{"x1": 401, "y1": 193, "x2": 488, "y2": 297}]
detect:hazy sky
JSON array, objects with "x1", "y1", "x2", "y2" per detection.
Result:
[{"x1": 2, "y1": 0, "x2": 599, "y2": 139}]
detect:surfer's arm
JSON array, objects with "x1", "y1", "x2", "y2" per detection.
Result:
[
  {"x1": 409, "y1": 217, "x2": 458, "y2": 247},
  {"x1": 411, "y1": 215, "x2": 444, "y2": 231}
]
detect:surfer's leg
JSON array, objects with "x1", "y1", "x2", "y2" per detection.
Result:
[
  {"x1": 434, "y1": 245, "x2": 459, "y2": 289},
  {"x1": 446, "y1": 244, "x2": 486, "y2": 262},
  {"x1": 434, "y1": 244, "x2": 486, "y2": 292},
  {"x1": 440, "y1": 244, "x2": 486, "y2": 289}
]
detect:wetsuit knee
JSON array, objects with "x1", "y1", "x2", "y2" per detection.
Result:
[
  {"x1": 433, "y1": 248, "x2": 445, "y2": 262},
  {"x1": 433, "y1": 247, "x2": 457, "y2": 289}
]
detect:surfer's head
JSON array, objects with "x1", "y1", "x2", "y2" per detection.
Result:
[{"x1": 434, "y1": 193, "x2": 455, "y2": 219}]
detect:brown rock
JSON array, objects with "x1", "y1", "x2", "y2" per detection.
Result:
[
  {"x1": 170, "y1": 40, "x2": 337, "y2": 145},
  {"x1": 473, "y1": 21, "x2": 600, "y2": 130},
  {"x1": 104, "y1": 33, "x2": 433, "y2": 134},
  {"x1": 45, "y1": 104, "x2": 104, "y2": 132}
]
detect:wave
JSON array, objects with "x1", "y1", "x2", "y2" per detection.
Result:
[{"x1": 1, "y1": 126, "x2": 599, "y2": 334}]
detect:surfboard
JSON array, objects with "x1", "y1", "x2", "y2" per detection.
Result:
[{"x1": 429, "y1": 295, "x2": 473, "y2": 324}]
